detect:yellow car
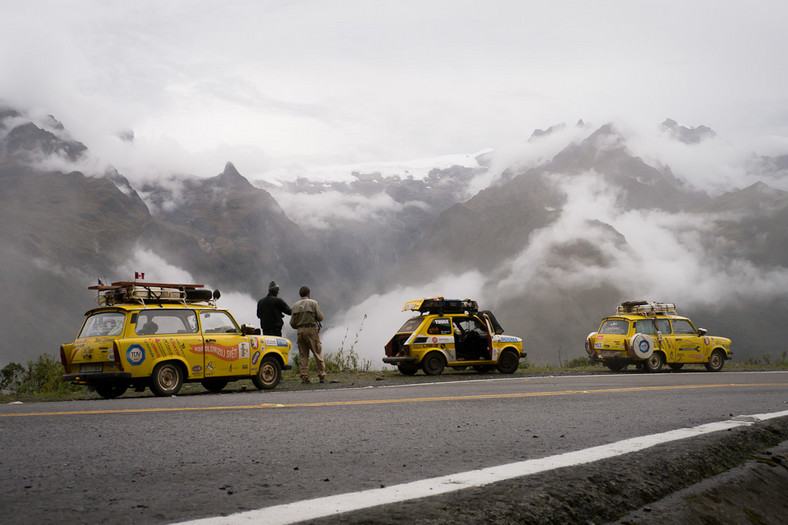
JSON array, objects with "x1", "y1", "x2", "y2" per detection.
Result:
[
  {"x1": 61, "y1": 281, "x2": 292, "y2": 398},
  {"x1": 585, "y1": 300, "x2": 732, "y2": 372},
  {"x1": 383, "y1": 298, "x2": 525, "y2": 375}
]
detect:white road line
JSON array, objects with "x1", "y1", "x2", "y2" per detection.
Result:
[{"x1": 175, "y1": 409, "x2": 788, "y2": 525}]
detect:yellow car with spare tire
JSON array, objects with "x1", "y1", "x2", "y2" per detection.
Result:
[{"x1": 585, "y1": 300, "x2": 732, "y2": 372}]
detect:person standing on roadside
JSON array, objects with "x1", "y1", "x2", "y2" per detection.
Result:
[
  {"x1": 289, "y1": 286, "x2": 326, "y2": 384},
  {"x1": 257, "y1": 281, "x2": 291, "y2": 336}
]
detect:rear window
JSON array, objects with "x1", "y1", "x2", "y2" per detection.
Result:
[
  {"x1": 79, "y1": 312, "x2": 125, "y2": 338},
  {"x1": 397, "y1": 317, "x2": 425, "y2": 333},
  {"x1": 598, "y1": 319, "x2": 629, "y2": 335}
]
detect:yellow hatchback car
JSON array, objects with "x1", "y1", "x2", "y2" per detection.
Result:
[
  {"x1": 585, "y1": 300, "x2": 732, "y2": 372},
  {"x1": 61, "y1": 281, "x2": 292, "y2": 398},
  {"x1": 383, "y1": 298, "x2": 525, "y2": 376}
]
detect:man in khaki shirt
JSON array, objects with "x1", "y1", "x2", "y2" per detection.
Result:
[{"x1": 289, "y1": 286, "x2": 326, "y2": 383}]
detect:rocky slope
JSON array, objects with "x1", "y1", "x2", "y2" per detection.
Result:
[{"x1": 1, "y1": 104, "x2": 787, "y2": 366}]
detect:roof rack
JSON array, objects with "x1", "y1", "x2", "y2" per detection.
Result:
[
  {"x1": 617, "y1": 300, "x2": 677, "y2": 315},
  {"x1": 402, "y1": 297, "x2": 479, "y2": 315},
  {"x1": 89, "y1": 281, "x2": 212, "y2": 306}
]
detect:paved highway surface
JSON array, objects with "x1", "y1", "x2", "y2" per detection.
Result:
[{"x1": 1, "y1": 370, "x2": 786, "y2": 524}]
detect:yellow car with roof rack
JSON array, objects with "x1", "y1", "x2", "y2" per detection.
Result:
[
  {"x1": 383, "y1": 297, "x2": 525, "y2": 376},
  {"x1": 585, "y1": 300, "x2": 732, "y2": 372},
  {"x1": 61, "y1": 280, "x2": 292, "y2": 398}
]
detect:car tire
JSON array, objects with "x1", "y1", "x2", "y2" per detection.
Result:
[
  {"x1": 668, "y1": 363, "x2": 684, "y2": 371},
  {"x1": 201, "y1": 379, "x2": 229, "y2": 393},
  {"x1": 398, "y1": 364, "x2": 419, "y2": 376},
  {"x1": 421, "y1": 352, "x2": 446, "y2": 376},
  {"x1": 253, "y1": 355, "x2": 281, "y2": 389},
  {"x1": 642, "y1": 352, "x2": 664, "y2": 373},
  {"x1": 705, "y1": 350, "x2": 725, "y2": 372},
  {"x1": 496, "y1": 349, "x2": 520, "y2": 374},
  {"x1": 95, "y1": 383, "x2": 128, "y2": 399},
  {"x1": 150, "y1": 362, "x2": 184, "y2": 396}
]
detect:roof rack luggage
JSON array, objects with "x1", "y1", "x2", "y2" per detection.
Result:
[
  {"x1": 89, "y1": 281, "x2": 210, "y2": 306},
  {"x1": 402, "y1": 297, "x2": 479, "y2": 315},
  {"x1": 617, "y1": 300, "x2": 677, "y2": 315}
]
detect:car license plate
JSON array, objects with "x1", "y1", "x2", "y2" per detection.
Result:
[
  {"x1": 601, "y1": 350, "x2": 621, "y2": 358},
  {"x1": 79, "y1": 363, "x2": 103, "y2": 373}
]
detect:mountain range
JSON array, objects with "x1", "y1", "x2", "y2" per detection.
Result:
[{"x1": 1, "y1": 105, "x2": 786, "y2": 367}]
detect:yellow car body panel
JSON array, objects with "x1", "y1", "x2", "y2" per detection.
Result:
[
  {"x1": 62, "y1": 300, "x2": 292, "y2": 396},
  {"x1": 384, "y1": 298, "x2": 525, "y2": 375},
  {"x1": 586, "y1": 302, "x2": 732, "y2": 371}
]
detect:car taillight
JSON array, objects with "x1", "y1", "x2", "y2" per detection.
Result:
[
  {"x1": 60, "y1": 345, "x2": 70, "y2": 373},
  {"x1": 113, "y1": 341, "x2": 123, "y2": 371}
]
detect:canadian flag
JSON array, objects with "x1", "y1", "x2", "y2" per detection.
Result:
[{"x1": 135, "y1": 272, "x2": 145, "y2": 280}]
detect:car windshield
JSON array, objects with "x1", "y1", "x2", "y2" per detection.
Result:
[
  {"x1": 397, "y1": 317, "x2": 425, "y2": 333},
  {"x1": 79, "y1": 312, "x2": 125, "y2": 338},
  {"x1": 598, "y1": 319, "x2": 629, "y2": 335}
]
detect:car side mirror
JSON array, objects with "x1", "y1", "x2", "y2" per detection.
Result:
[{"x1": 698, "y1": 328, "x2": 707, "y2": 336}]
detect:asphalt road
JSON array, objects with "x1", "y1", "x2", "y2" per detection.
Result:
[{"x1": 1, "y1": 370, "x2": 787, "y2": 524}]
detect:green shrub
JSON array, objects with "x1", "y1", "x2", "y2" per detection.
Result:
[{"x1": 1, "y1": 354, "x2": 82, "y2": 396}]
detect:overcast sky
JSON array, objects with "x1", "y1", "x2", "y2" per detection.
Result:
[{"x1": 2, "y1": 0, "x2": 787, "y2": 180}]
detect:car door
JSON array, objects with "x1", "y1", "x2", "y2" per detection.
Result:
[
  {"x1": 634, "y1": 318, "x2": 674, "y2": 360},
  {"x1": 134, "y1": 309, "x2": 204, "y2": 379},
  {"x1": 669, "y1": 319, "x2": 705, "y2": 363},
  {"x1": 198, "y1": 310, "x2": 251, "y2": 377}
]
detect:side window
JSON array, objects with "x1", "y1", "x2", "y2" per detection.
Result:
[
  {"x1": 454, "y1": 317, "x2": 486, "y2": 334},
  {"x1": 671, "y1": 319, "x2": 697, "y2": 335},
  {"x1": 634, "y1": 319, "x2": 671, "y2": 335},
  {"x1": 199, "y1": 311, "x2": 240, "y2": 334},
  {"x1": 427, "y1": 319, "x2": 452, "y2": 335},
  {"x1": 136, "y1": 310, "x2": 198, "y2": 336}
]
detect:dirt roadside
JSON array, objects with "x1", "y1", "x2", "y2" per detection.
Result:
[{"x1": 312, "y1": 416, "x2": 788, "y2": 525}]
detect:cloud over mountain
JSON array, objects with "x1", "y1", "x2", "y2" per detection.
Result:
[{"x1": 1, "y1": 105, "x2": 787, "y2": 368}]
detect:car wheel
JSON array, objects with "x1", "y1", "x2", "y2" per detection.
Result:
[
  {"x1": 642, "y1": 352, "x2": 664, "y2": 373},
  {"x1": 496, "y1": 349, "x2": 520, "y2": 374},
  {"x1": 421, "y1": 352, "x2": 446, "y2": 376},
  {"x1": 253, "y1": 356, "x2": 281, "y2": 389},
  {"x1": 201, "y1": 379, "x2": 229, "y2": 393},
  {"x1": 668, "y1": 363, "x2": 684, "y2": 371},
  {"x1": 605, "y1": 362, "x2": 627, "y2": 372},
  {"x1": 397, "y1": 364, "x2": 419, "y2": 375},
  {"x1": 150, "y1": 362, "x2": 184, "y2": 396},
  {"x1": 705, "y1": 350, "x2": 725, "y2": 372},
  {"x1": 95, "y1": 383, "x2": 128, "y2": 399}
]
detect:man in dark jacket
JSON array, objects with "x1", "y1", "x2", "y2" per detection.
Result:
[{"x1": 257, "y1": 281, "x2": 291, "y2": 336}]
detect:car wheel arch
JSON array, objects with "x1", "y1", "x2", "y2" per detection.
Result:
[{"x1": 421, "y1": 350, "x2": 447, "y2": 375}]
